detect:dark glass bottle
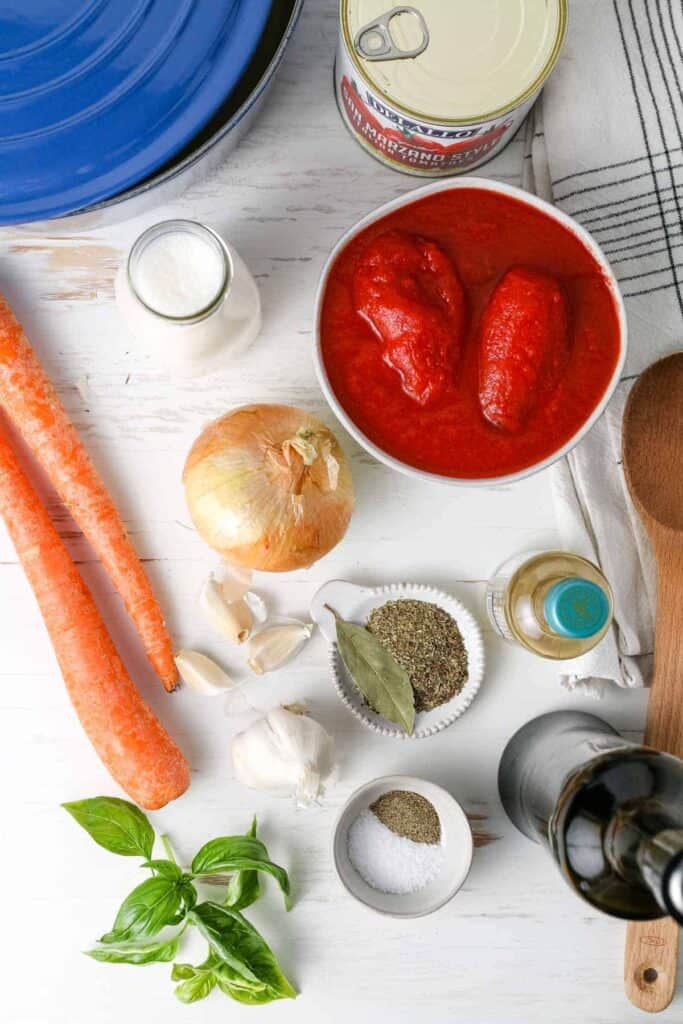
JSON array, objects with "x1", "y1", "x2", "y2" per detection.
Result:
[{"x1": 499, "y1": 711, "x2": 683, "y2": 922}]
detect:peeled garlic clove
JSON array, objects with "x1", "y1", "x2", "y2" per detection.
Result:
[
  {"x1": 216, "y1": 562, "x2": 253, "y2": 604},
  {"x1": 175, "y1": 650, "x2": 236, "y2": 696},
  {"x1": 247, "y1": 621, "x2": 314, "y2": 675},
  {"x1": 199, "y1": 576, "x2": 253, "y2": 643}
]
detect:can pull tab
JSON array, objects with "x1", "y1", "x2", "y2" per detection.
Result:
[{"x1": 354, "y1": 5, "x2": 429, "y2": 62}]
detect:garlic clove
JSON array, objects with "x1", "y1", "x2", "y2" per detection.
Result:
[
  {"x1": 199, "y1": 576, "x2": 253, "y2": 643},
  {"x1": 246, "y1": 620, "x2": 314, "y2": 675},
  {"x1": 175, "y1": 649, "x2": 236, "y2": 696},
  {"x1": 216, "y1": 562, "x2": 253, "y2": 604}
]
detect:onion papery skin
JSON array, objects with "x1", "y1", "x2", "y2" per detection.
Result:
[{"x1": 183, "y1": 404, "x2": 354, "y2": 571}]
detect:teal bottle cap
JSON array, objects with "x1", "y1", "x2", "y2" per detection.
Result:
[{"x1": 544, "y1": 578, "x2": 610, "y2": 640}]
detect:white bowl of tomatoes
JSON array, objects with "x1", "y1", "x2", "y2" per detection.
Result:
[{"x1": 313, "y1": 177, "x2": 627, "y2": 486}]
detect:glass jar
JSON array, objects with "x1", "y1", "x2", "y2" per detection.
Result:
[
  {"x1": 115, "y1": 219, "x2": 261, "y2": 375},
  {"x1": 486, "y1": 549, "x2": 613, "y2": 659}
]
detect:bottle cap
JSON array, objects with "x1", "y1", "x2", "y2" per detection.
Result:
[{"x1": 544, "y1": 578, "x2": 610, "y2": 639}]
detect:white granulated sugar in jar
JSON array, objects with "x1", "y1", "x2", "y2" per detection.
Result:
[
  {"x1": 347, "y1": 810, "x2": 444, "y2": 894},
  {"x1": 133, "y1": 230, "x2": 225, "y2": 318}
]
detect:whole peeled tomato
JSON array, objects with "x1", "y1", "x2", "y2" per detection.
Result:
[{"x1": 183, "y1": 403, "x2": 354, "y2": 572}]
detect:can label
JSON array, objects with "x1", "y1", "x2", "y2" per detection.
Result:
[{"x1": 335, "y1": 31, "x2": 537, "y2": 176}]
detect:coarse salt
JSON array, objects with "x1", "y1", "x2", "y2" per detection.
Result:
[{"x1": 347, "y1": 809, "x2": 445, "y2": 894}]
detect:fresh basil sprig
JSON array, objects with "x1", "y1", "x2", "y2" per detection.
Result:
[{"x1": 65, "y1": 796, "x2": 295, "y2": 1006}]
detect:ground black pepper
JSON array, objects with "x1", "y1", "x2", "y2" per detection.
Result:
[
  {"x1": 370, "y1": 790, "x2": 441, "y2": 845},
  {"x1": 366, "y1": 599, "x2": 468, "y2": 712}
]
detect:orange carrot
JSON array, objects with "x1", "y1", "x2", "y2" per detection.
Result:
[
  {"x1": 0, "y1": 424, "x2": 189, "y2": 810},
  {"x1": 0, "y1": 296, "x2": 177, "y2": 690}
]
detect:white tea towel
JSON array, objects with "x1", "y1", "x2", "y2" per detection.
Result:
[{"x1": 528, "y1": 0, "x2": 682, "y2": 696}]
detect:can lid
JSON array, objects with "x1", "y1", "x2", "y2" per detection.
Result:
[
  {"x1": 344, "y1": 1, "x2": 565, "y2": 123},
  {"x1": 543, "y1": 578, "x2": 611, "y2": 640}
]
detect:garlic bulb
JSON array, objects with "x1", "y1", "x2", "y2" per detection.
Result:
[
  {"x1": 199, "y1": 575, "x2": 253, "y2": 643},
  {"x1": 175, "y1": 650, "x2": 236, "y2": 696},
  {"x1": 231, "y1": 706, "x2": 336, "y2": 806},
  {"x1": 247, "y1": 621, "x2": 314, "y2": 675}
]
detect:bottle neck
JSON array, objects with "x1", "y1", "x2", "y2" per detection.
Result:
[{"x1": 606, "y1": 810, "x2": 683, "y2": 924}]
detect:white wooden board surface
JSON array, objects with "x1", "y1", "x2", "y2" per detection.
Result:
[{"x1": 0, "y1": 3, "x2": 679, "y2": 1022}]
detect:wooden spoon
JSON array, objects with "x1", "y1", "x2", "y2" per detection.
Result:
[{"x1": 622, "y1": 352, "x2": 683, "y2": 1013}]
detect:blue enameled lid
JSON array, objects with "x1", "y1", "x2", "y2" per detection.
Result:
[{"x1": 0, "y1": 0, "x2": 273, "y2": 223}]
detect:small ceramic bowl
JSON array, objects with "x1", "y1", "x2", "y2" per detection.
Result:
[
  {"x1": 310, "y1": 580, "x2": 485, "y2": 739},
  {"x1": 333, "y1": 775, "x2": 473, "y2": 917}
]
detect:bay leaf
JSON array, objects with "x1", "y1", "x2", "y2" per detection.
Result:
[{"x1": 329, "y1": 608, "x2": 415, "y2": 734}]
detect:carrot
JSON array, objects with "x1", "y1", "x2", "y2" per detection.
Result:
[
  {"x1": 0, "y1": 296, "x2": 177, "y2": 690},
  {"x1": 0, "y1": 424, "x2": 189, "y2": 810}
]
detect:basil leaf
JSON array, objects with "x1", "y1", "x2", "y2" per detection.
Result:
[
  {"x1": 190, "y1": 902, "x2": 296, "y2": 1000},
  {"x1": 223, "y1": 818, "x2": 260, "y2": 912},
  {"x1": 100, "y1": 877, "x2": 184, "y2": 944},
  {"x1": 179, "y1": 879, "x2": 197, "y2": 915},
  {"x1": 171, "y1": 964, "x2": 195, "y2": 981},
  {"x1": 191, "y1": 835, "x2": 291, "y2": 910},
  {"x1": 332, "y1": 611, "x2": 415, "y2": 734},
  {"x1": 214, "y1": 962, "x2": 281, "y2": 1005},
  {"x1": 173, "y1": 971, "x2": 216, "y2": 1004},
  {"x1": 225, "y1": 868, "x2": 261, "y2": 912},
  {"x1": 216, "y1": 979, "x2": 274, "y2": 1004},
  {"x1": 86, "y1": 932, "x2": 181, "y2": 966},
  {"x1": 171, "y1": 953, "x2": 279, "y2": 1006},
  {"x1": 143, "y1": 860, "x2": 182, "y2": 881},
  {"x1": 63, "y1": 797, "x2": 155, "y2": 858},
  {"x1": 172, "y1": 957, "x2": 218, "y2": 1004}
]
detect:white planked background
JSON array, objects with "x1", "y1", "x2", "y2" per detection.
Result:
[{"x1": 0, "y1": 4, "x2": 679, "y2": 1022}]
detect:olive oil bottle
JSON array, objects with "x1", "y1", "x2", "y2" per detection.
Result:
[
  {"x1": 486, "y1": 550, "x2": 613, "y2": 658},
  {"x1": 499, "y1": 712, "x2": 683, "y2": 922}
]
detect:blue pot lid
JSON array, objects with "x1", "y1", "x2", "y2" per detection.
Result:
[
  {"x1": 544, "y1": 578, "x2": 611, "y2": 640},
  {"x1": 0, "y1": 0, "x2": 273, "y2": 224}
]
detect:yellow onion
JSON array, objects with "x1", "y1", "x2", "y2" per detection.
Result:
[{"x1": 183, "y1": 404, "x2": 354, "y2": 571}]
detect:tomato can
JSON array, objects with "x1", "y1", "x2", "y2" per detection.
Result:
[{"x1": 335, "y1": 1, "x2": 567, "y2": 176}]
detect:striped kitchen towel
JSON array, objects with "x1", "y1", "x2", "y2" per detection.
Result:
[{"x1": 526, "y1": 0, "x2": 682, "y2": 696}]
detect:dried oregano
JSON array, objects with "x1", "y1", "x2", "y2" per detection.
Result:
[{"x1": 366, "y1": 599, "x2": 468, "y2": 712}]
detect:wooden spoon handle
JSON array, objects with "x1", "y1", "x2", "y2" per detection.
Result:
[
  {"x1": 625, "y1": 918, "x2": 679, "y2": 1011},
  {"x1": 640, "y1": 532, "x2": 683, "y2": 757},
  {"x1": 625, "y1": 531, "x2": 683, "y2": 1012}
]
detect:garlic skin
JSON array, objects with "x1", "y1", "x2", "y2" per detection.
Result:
[
  {"x1": 175, "y1": 649, "x2": 236, "y2": 696},
  {"x1": 247, "y1": 621, "x2": 313, "y2": 675},
  {"x1": 216, "y1": 562, "x2": 253, "y2": 604},
  {"x1": 199, "y1": 576, "x2": 253, "y2": 643},
  {"x1": 244, "y1": 590, "x2": 268, "y2": 625},
  {"x1": 231, "y1": 706, "x2": 336, "y2": 806}
]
